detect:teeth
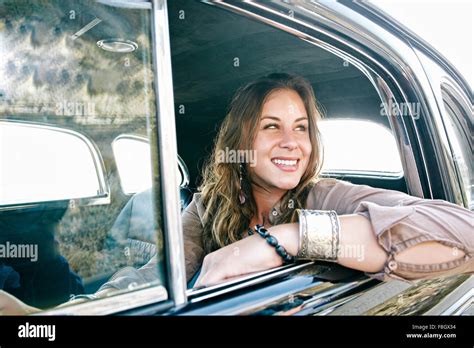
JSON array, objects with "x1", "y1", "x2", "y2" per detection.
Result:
[{"x1": 272, "y1": 159, "x2": 297, "y2": 166}]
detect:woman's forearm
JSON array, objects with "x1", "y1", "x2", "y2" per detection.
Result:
[
  {"x1": 270, "y1": 217, "x2": 387, "y2": 273},
  {"x1": 271, "y1": 215, "x2": 465, "y2": 274}
]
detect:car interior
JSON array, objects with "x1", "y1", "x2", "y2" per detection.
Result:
[
  {"x1": 0, "y1": 0, "x2": 410, "y2": 310},
  {"x1": 169, "y1": 0, "x2": 408, "y2": 194}
]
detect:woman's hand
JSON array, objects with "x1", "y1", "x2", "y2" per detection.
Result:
[
  {"x1": 194, "y1": 223, "x2": 299, "y2": 288},
  {"x1": 0, "y1": 290, "x2": 40, "y2": 315}
]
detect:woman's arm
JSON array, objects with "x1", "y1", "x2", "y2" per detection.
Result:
[
  {"x1": 0, "y1": 290, "x2": 40, "y2": 315},
  {"x1": 194, "y1": 214, "x2": 468, "y2": 287},
  {"x1": 182, "y1": 196, "x2": 206, "y2": 282}
]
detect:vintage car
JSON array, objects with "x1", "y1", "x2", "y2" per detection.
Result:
[{"x1": 0, "y1": 0, "x2": 472, "y2": 320}]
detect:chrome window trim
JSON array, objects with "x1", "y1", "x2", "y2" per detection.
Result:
[
  {"x1": 151, "y1": 0, "x2": 187, "y2": 307},
  {"x1": 320, "y1": 170, "x2": 404, "y2": 180},
  {"x1": 441, "y1": 288, "x2": 474, "y2": 316},
  {"x1": 242, "y1": 280, "x2": 372, "y2": 316},
  {"x1": 0, "y1": 119, "x2": 110, "y2": 210},
  {"x1": 187, "y1": 261, "x2": 314, "y2": 302},
  {"x1": 439, "y1": 81, "x2": 473, "y2": 209},
  {"x1": 97, "y1": 0, "x2": 152, "y2": 10},
  {"x1": 177, "y1": 154, "x2": 190, "y2": 188},
  {"x1": 183, "y1": 271, "x2": 373, "y2": 315},
  {"x1": 294, "y1": 278, "x2": 375, "y2": 316},
  {"x1": 38, "y1": 285, "x2": 168, "y2": 315},
  {"x1": 356, "y1": 1, "x2": 471, "y2": 99},
  {"x1": 207, "y1": 0, "x2": 429, "y2": 198},
  {"x1": 409, "y1": 49, "x2": 466, "y2": 205}
]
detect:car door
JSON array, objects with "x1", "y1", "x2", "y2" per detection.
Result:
[
  {"x1": 0, "y1": 0, "x2": 180, "y2": 315},
  {"x1": 158, "y1": 0, "x2": 472, "y2": 315}
]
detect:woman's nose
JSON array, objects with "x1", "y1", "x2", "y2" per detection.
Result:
[{"x1": 279, "y1": 130, "x2": 298, "y2": 150}]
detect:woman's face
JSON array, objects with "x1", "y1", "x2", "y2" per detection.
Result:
[{"x1": 250, "y1": 89, "x2": 312, "y2": 193}]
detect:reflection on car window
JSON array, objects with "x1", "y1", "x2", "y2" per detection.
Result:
[
  {"x1": 113, "y1": 135, "x2": 153, "y2": 195},
  {"x1": 0, "y1": 0, "x2": 166, "y2": 312},
  {"x1": 0, "y1": 122, "x2": 106, "y2": 205}
]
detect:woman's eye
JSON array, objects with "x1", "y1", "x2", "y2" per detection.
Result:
[
  {"x1": 295, "y1": 124, "x2": 307, "y2": 131},
  {"x1": 263, "y1": 123, "x2": 278, "y2": 130}
]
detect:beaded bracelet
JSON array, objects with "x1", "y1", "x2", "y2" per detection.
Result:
[{"x1": 249, "y1": 224, "x2": 294, "y2": 264}]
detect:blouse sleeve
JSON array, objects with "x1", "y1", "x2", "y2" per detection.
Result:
[
  {"x1": 181, "y1": 194, "x2": 206, "y2": 282},
  {"x1": 307, "y1": 179, "x2": 474, "y2": 282}
]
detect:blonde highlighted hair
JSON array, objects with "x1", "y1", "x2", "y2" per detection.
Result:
[{"x1": 200, "y1": 73, "x2": 324, "y2": 253}]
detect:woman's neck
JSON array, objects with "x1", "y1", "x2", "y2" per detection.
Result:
[{"x1": 250, "y1": 184, "x2": 286, "y2": 226}]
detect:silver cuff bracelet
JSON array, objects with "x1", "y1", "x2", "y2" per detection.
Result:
[{"x1": 296, "y1": 209, "x2": 341, "y2": 261}]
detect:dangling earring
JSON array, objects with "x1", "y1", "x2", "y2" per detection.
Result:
[{"x1": 239, "y1": 163, "x2": 246, "y2": 205}]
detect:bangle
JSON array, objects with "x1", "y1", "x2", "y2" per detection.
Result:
[
  {"x1": 296, "y1": 210, "x2": 340, "y2": 261},
  {"x1": 253, "y1": 225, "x2": 294, "y2": 264}
]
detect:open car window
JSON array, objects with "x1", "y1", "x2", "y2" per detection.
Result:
[
  {"x1": 0, "y1": 0, "x2": 168, "y2": 314},
  {"x1": 169, "y1": 0, "x2": 407, "y2": 293}
]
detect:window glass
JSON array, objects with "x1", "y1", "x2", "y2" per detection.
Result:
[
  {"x1": 320, "y1": 119, "x2": 403, "y2": 176},
  {"x1": 0, "y1": 0, "x2": 166, "y2": 313}
]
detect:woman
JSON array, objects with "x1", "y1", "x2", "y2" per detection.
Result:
[{"x1": 183, "y1": 73, "x2": 473, "y2": 287}]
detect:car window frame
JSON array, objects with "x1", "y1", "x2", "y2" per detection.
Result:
[
  {"x1": 440, "y1": 81, "x2": 473, "y2": 210},
  {"x1": 0, "y1": 0, "x2": 177, "y2": 316},
  {"x1": 175, "y1": 0, "x2": 438, "y2": 305},
  {"x1": 31, "y1": 0, "x2": 186, "y2": 316}
]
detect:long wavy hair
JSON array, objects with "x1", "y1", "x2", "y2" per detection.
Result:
[{"x1": 199, "y1": 73, "x2": 324, "y2": 253}]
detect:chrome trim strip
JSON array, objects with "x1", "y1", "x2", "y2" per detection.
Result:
[
  {"x1": 295, "y1": 278, "x2": 373, "y2": 314},
  {"x1": 39, "y1": 285, "x2": 168, "y2": 315},
  {"x1": 356, "y1": 1, "x2": 472, "y2": 96},
  {"x1": 151, "y1": 0, "x2": 187, "y2": 307},
  {"x1": 192, "y1": 276, "x2": 370, "y2": 315},
  {"x1": 439, "y1": 80, "x2": 472, "y2": 208},
  {"x1": 97, "y1": 0, "x2": 152, "y2": 10},
  {"x1": 441, "y1": 288, "x2": 474, "y2": 316},
  {"x1": 188, "y1": 262, "x2": 314, "y2": 302},
  {"x1": 321, "y1": 170, "x2": 404, "y2": 180},
  {"x1": 177, "y1": 155, "x2": 190, "y2": 188}
]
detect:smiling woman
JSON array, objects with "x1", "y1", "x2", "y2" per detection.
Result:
[
  {"x1": 180, "y1": 73, "x2": 473, "y2": 288},
  {"x1": 197, "y1": 74, "x2": 323, "y2": 257}
]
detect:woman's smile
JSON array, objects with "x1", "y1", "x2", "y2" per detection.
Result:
[{"x1": 271, "y1": 157, "x2": 300, "y2": 172}]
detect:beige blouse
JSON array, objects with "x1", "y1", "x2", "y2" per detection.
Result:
[{"x1": 182, "y1": 179, "x2": 474, "y2": 282}]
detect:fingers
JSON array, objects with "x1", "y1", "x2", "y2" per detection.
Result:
[{"x1": 194, "y1": 266, "x2": 225, "y2": 288}]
